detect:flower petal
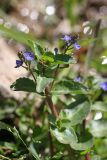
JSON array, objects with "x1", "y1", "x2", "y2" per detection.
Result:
[
  {"x1": 74, "y1": 42, "x2": 81, "y2": 50},
  {"x1": 99, "y1": 82, "x2": 107, "y2": 91},
  {"x1": 62, "y1": 35, "x2": 72, "y2": 42},
  {"x1": 24, "y1": 52, "x2": 35, "y2": 61},
  {"x1": 15, "y1": 60, "x2": 23, "y2": 68}
]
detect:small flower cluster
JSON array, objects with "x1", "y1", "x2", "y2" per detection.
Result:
[
  {"x1": 15, "y1": 35, "x2": 81, "y2": 68},
  {"x1": 62, "y1": 35, "x2": 81, "y2": 50},
  {"x1": 15, "y1": 52, "x2": 35, "y2": 68}
]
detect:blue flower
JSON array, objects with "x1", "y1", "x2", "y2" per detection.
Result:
[
  {"x1": 99, "y1": 82, "x2": 107, "y2": 91},
  {"x1": 15, "y1": 60, "x2": 23, "y2": 68},
  {"x1": 23, "y1": 52, "x2": 35, "y2": 61},
  {"x1": 62, "y1": 35, "x2": 81, "y2": 50},
  {"x1": 74, "y1": 42, "x2": 81, "y2": 50},
  {"x1": 62, "y1": 35, "x2": 72, "y2": 42},
  {"x1": 62, "y1": 35, "x2": 72, "y2": 46},
  {"x1": 74, "y1": 76, "x2": 82, "y2": 83}
]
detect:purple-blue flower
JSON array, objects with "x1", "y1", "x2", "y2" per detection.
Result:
[
  {"x1": 62, "y1": 35, "x2": 72, "y2": 46},
  {"x1": 62, "y1": 35, "x2": 81, "y2": 50},
  {"x1": 99, "y1": 82, "x2": 107, "y2": 91},
  {"x1": 15, "y1": 60, "x2": 23, "y2": 68},
  {"x1": 23, "y1": 52, "x2": 35, "y2": 61},
  {"x1": 74, "y1": 76, "x2": 82, "y2": 83},
  {"x1": 62, "y1": 35, "x2": 72, "y2": 42},
  {"x1": 74, "y1": 42, "x2": 81, "y2": 50}
]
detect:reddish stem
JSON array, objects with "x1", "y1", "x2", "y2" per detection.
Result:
[
  {"x1": 83, "y1": 120, "x2": 91, "y2": 160},
  {"x1": 45, "y1": 88, "x2": 58, "y2": 118},
  {"x1": 85, "y1": 154, "x2": 91, "y2": 160}
]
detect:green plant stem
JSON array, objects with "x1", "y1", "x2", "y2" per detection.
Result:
[
  {"x1": 0, "y1": 155, "x2": 11, "y2": 160},
  {"x1": 63, "y1": 44, "x2": 71, "y2": 54},
  {"x1": 45, "y1": 87, "x2": 58, "y2": 118},
  {"x1": 82, "y1": 119, "x2": 86, "y2": 133},
  {"x1": 48, "y1": 130, "x2": 54, "y2": 157},
  {"x1": 50, "y1": 64, "x2": 59, "y2": 90},
  {"x1": 85, "y1": 19, "x2": 101, "y2": 73},
  {"x1": 30, "y1": 69, "x2": 37, "y2": 82},
  {"x1": 48, "y1": 120, "x2": 54, "y2": 157},
  {"x1": 28, "y1": 63, "x2": 37, "y2": 83}
]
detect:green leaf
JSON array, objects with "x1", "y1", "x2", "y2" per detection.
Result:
[
  {"x1": 0, "y1": 107, "x2": 15, "y2": 120},
  {"x1": 94, "y1": 138, "x2": 107, "y2": 157},
  {"x1": 54, "y1": 54, "x2": 76, "y2": 64},
  {"x1": 4, "y1": 142, "x2": 17, "y2": 151},
  {"x1": 67, "y1": 94, "x2": 88, "y2": 109},
  {"x1": 89, "y1": 120, "x2": 107, "y2": 137},
  {"x1": 28, "y1": 40, "x2": 44, "y2": 58},
  {"x1": 42, "y1": 52, "x2": 55, "y2": 62},
  {"x1": 12, "y1": 127, "x2": 40, "y2": 160},
  {"x1": 51, "y1": 127, "x2": 78, "y2": 144},
  {"x1": 36, "y1": 76, "x2": 53, "y2": 93},
  {"x1": 33, "y1": 42, "x2": 44, "y2": 59},
  {"x1": 10, "y1": 78, "x2": 36, "y2": 92},
  {"x1": 91, "y1": 155, "x2": 101, "y2": 160},
  {"x1": 51, "y1": 127, "x2": 93, "y2": 151},
  {"x1": 91, "y1": 101, "x2": 107, "y2": 112},
  {"x1": 59, "y1": 101, "x2": 90, "y2": 126},
  {"x1": 29, "y1": 143, "x2": 40, "y2": 160},
  {"x1": 0, "y1": 122, "x2": 40, "y2": 160},
  {"x1": 52, "y1": 152, "x2": 63, "y2": 159},
  {"x1": 70, "y1": 138, "x2": 93, "y2": 151},
  {"x1": 44, "y1": 64, "x2": 58, "y2": 78},
  {"x1": 0, "y1": 24, "x2": 34, "y2": 46},
  {"x1": 0, "y1": 121, "x2": 12, "y2": 131},
  {"x1": 51, "y1": 79, "x2": 88, "y2": 95}
]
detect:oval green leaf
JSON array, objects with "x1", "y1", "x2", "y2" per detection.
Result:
[{"x1": 59, "y1": 101, "x2": 90, "y2": 126}]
